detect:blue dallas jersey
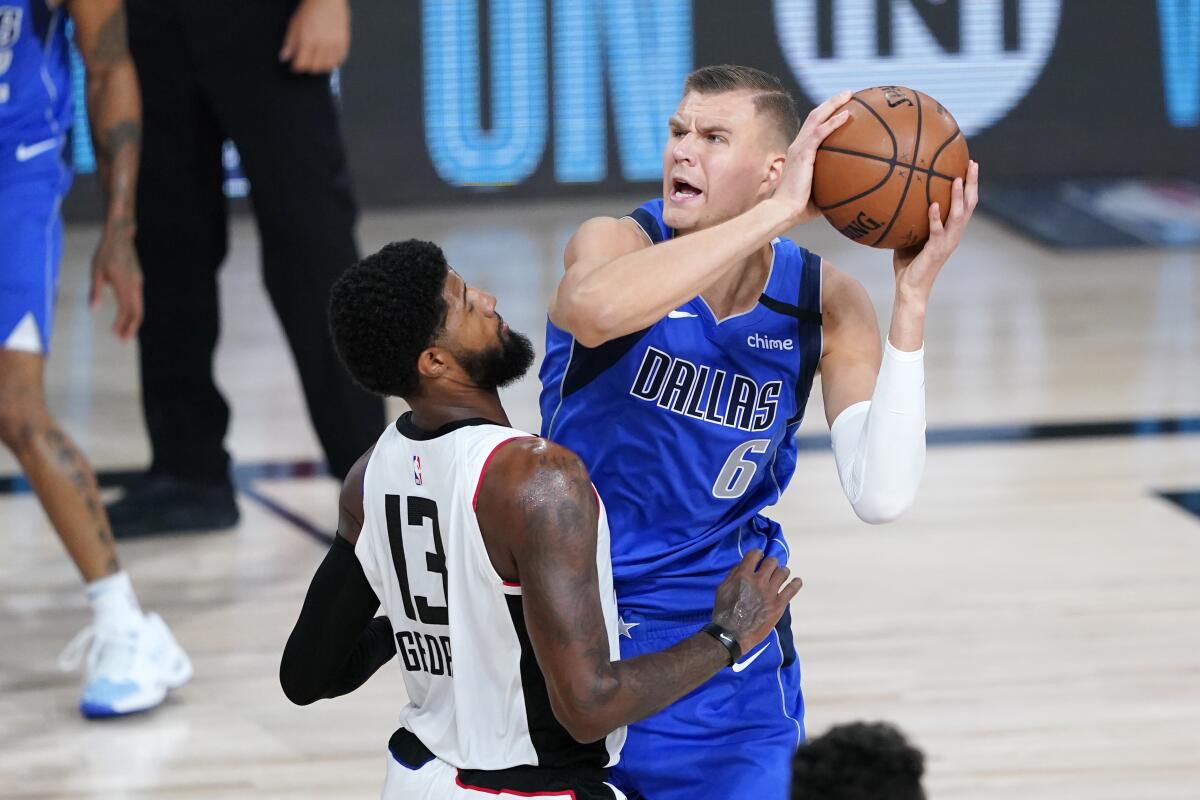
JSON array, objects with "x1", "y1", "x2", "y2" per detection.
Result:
[
  {"x1": 540, "y1": 199, "x2": 823, "y2": 618},
  {"x1": 0, "y1": 0, "x2": 72, "y2": 148}
]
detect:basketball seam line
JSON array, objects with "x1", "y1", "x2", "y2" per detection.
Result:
[
  {"x1": 851, "y1": 95, "x2": 898, "y2": 160},
  {"x1": 815, "y1": 158, "x2": 897, "y2": 212},
  {"x1": 925, "y1": 128, "x2": 964, "y2": 208},
  {"x1": 869, "y1": 91, "x2": 923, "y2": 247},
  {"x1": 816, "y1": 145, "x2": 960, "y2": 183},
  {"x1": 816, "y1": 93, "x2": 902, "y2": 214}
]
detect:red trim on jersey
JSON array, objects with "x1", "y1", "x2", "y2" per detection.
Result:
[
  {"x1": 502, "y1": 581, "x2": 521, "y2": 587},
  {"x1": 472, "y1": 437, "x2": 529, "y2": 510},
  {"x1": 454, "y1": 772, "x2": 578, "y2": 798}
]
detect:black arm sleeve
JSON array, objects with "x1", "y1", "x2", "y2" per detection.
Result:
[{"x1": 280, "y1": 533, "x2": 398, "y2": 705}]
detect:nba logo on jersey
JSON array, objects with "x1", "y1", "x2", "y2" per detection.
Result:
[{"x1": 412, "y1": 455, "x2": 423, "y2": 485}]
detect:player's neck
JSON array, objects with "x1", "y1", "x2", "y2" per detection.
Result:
[
  {"x1": 699, "y1": 243, "x2": 774, "y2": 320},
  {"x1": 408, "y1": 392, "x2": 510, "y2": 433}
]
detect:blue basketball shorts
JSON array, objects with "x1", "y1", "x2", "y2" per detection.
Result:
[
  {"x1": 0, "y1": 137, "x2": 70, "y2": 356},
  {"x1": 609, "y1": 608, "x2": 804, "y2": 800}
]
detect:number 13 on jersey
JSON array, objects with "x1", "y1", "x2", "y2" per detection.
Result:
[
  {"x1": 385, "y1": 494, "x2": 449, "y2": 624},
  {"x1": 385, "y1": 494, "x2": 454, "y2": 677}
]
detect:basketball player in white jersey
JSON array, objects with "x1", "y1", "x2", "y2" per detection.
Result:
[{"x1": 280, "y1": 239, "x2": 802, "y2": 799}]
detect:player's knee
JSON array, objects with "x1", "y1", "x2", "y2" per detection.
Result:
[
  {"x1": 0, "y1": 399, "x2": 40, "y2": 453},
  {"x1": 0, "y1": 383, "x2": 47, "y2": 454}
]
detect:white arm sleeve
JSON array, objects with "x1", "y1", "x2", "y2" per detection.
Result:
[{"x1": 829, "y1": 340, "x2": 927, "y2": 524}]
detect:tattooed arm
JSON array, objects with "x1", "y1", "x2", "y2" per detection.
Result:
[
  {"x1": 476, "y1": 440, "x2": 802, "y2": 744},
  {"x1": 66, "y1": 0, "x2": 143, "y2": 340}
]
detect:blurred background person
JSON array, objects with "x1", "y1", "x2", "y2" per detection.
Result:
[
  {"x1": 791, "y1": 721, "x2": 926, "y2": 800},
  {"x1": 0, "y1": 0, "x2": 190, "y2": 718},
  {"x1": 106, "y1": 0, "x2": 385, "y2": 537}
]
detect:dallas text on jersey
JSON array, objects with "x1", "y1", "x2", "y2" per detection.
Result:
[{"x1": 630, "y1": 346, "x2": 784, "y2": 433}]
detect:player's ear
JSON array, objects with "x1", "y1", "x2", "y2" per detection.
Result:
[
  {"x1": 416, "y1": 346, "x2": 449, "y2": 380},
  {"x1": 762, "y1": 151, "x2": 787, "y2": 196}
]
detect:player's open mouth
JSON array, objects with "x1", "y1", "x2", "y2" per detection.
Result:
[{"x1": 671, "y1": 179, "x2": 703, "y2": 202}]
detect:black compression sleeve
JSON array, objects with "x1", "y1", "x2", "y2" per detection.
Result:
[
  {"x1": 280, "y1": 534, "x2": 398, "y2": 705},
  {"x1": 321, "y1": 616, "x2": 397, "y2": 699}
]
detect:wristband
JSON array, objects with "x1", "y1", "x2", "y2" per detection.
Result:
[{"x1": 701, "y1": 623, "x2": 742, "y2": 667}]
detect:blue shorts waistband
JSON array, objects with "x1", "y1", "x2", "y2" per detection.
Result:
[{"x1": 617, "y1": 610, "x2": 711, "y2": 640}]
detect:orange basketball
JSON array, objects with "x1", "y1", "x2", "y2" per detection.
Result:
[{"x1": 812, "y1": 86, "x2": 969, "y2": 250}]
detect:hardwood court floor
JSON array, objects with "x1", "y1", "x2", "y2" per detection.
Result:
[{"x1": 1, "y1": 197, "x2": 1198, "y2": 799}]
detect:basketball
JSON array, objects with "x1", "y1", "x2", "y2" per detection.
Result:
[{"x1": 812, "y1": 86, "x2": 969, "y2": 250}]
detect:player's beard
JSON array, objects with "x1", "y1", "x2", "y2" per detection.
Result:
[{"x1": 456, "y1": 324, "x2": 535, "y2": 390}]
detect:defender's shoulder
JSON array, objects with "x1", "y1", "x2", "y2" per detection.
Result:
[{"x1": 483, "y1": 438, "x2": 590, "y2": 494}]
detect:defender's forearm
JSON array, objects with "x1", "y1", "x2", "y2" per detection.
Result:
[{"x1": 555, "y1": 632, "x2": 729, "y2": 743}]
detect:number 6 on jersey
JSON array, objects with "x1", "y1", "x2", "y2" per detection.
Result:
[{"x1": 713, "y1": 439, "x2": 771, "y2": 499}]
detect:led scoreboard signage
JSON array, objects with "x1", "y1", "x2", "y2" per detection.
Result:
[{"x1": 61, "y1": 1, "x2": 1200, "y2": 214}]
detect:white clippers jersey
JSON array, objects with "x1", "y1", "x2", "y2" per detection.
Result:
[{"x1": 356, "y1": 414, "x2": 626, "y2": 771}]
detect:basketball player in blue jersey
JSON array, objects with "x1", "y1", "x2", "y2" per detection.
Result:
[
  {"x1": 540, "y1": 65, "x2": 979, "y2": 799},
  {"x1": 0, "y1": 0, "x2": 191, "y2": 717}
]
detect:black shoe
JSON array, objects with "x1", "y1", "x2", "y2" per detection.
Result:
[{"x1": 107, "y1": 474, "x2": 240, "y2": 539}]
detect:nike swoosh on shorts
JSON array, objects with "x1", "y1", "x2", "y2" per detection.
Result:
[
  {"x1": 15, "y1": 138, "x2": 59, "y2": 162},
  {"x1": 731, "y1": 642, "x2": 772, "y2": 673}
]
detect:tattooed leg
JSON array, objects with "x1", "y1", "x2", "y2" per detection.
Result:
[{"x1": 0, "y1": 350, "x2": 120, "y2": 581}]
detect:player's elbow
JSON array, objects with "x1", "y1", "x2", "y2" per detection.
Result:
[
  {"x1": 547, "y1": 681, "x2": 619, "y2": 743},
  {"x1": 82, "y1": 58, "x2": 133, "y2": 87},
  {"x1": 554, "y1": 283, "x2": 619, "y2": 348},
  {"x1": 850, "y1": 493, "x2": 915, "y2": 525},
  {"x1": 552, "y1": 707, "x2": 610, "y2": 745},
  {"x1": 280, "y1": 677, "x2": 321, "y2": 707},
  {"x1": 555, "y1": 711, "x2": 609, "y2": 744},
  {"x1": 279, "y1": 656, "x2": 323, "y2": 706}
]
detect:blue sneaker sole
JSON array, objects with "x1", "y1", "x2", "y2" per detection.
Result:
[{"x1": 80, "y1": 700, "x2": 160, "y2": 719}]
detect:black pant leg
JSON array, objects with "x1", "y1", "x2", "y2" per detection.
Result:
[
  {"x1": 181, "y1": 0, "x2": 384, "y2": 480},
  {"x1": 127, "y1": 0, "x2": 232, "y2": 484}
]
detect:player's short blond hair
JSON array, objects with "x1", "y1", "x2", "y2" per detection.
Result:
[{"x1": 683, "y1": 64, "x2": 801, "y2": 148}]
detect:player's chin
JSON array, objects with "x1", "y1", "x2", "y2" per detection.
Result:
[{"x1": 661, "y1": 201, "x2": 699, "y2": 230}]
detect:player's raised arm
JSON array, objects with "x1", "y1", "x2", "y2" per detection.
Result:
[
  {"x1": 817, "y1": 163, "x2": 978, "y2": 524},
  {"x1": 476, "y1": 439, "x2": 800, "y2": 744},
  {"x1": 280, "y1": 447, "x2": 396, "y2": 706},
  {"x1": 551, "y1": 92, "x2": 852, "y2": 348},
  {"x1": 552, "y1": 202, "x2": 791, "y2": 348}
]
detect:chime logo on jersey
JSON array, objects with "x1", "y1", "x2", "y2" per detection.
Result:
[
  {"x1": 630, "y1": 346, "x2": 782, "y2": 432},
  {"x1": 412, "y1": 455, "x2": 423, "y2": 485}
]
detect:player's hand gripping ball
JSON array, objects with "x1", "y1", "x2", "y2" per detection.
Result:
[{"x1": 812, "y1": 86, "x2": 969, "y2": 250}]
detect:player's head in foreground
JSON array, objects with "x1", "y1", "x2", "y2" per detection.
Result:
[
  {"x1": 791, "y1": 721, "x2": 926, "y2": 800},
  {"x1": 328, "y1": 239, "x2": 535, "y2": 401},
  {"x1": 663, "y1": 64, "x2": 801, "y2": 234}
]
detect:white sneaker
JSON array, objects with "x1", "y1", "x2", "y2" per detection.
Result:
[{"x1": 58, "y1": 612, "x2": 193, "y2": 718}]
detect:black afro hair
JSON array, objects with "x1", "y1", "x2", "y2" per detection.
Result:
[{"x1": 328, "y1": 239, "x2": 450, "y2": 398}]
